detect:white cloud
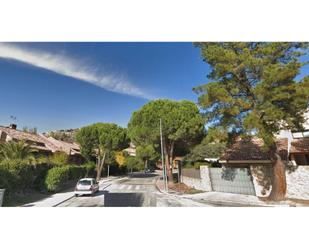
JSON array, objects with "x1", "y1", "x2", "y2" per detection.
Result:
[{"x1": 0, "y1": 43, "x2": 151, "y2": 99}]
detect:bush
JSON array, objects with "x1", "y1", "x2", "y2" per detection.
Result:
[
  {"x1": 45, "y1": 166, "x2": 70, "y2": 192},
  {"x1": 0, "y1": 159, "x2": 35, "y2": 192},
  {"x1": 44, "y1": 164, "x2": 93, "y2": 192},
  {"x1": 124, "y1": 156, "x2": 144, "y2": 172},
  {"x1": 84, "y1": 162, "x2": 96, "y2": 177},
  {"x1": 0, "y1": 159, "x2": 52, "y2": 203},
  {"x1": 48, "y1": 152, "x2": 69, "y2": 166},
  {"x1": 68, "y1": 165, "x2": 87, "y2": 180}
]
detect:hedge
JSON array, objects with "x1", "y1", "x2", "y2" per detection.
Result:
[
  {"x1": 0, "y1": 160, "x2": 51, "y2": 203},
  {"x1": 44, "y1": 164, "x2": 92, "y2": 192},
  {"x1": 44, "y1": 166, "x2": 70, "y2": 192}
]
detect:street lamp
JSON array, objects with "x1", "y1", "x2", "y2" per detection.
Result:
[{"x1": 160, "y1": 119, "x2": 168, "y2": 192}]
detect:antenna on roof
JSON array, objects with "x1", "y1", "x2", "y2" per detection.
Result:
[{"x1": 10, "y1": 115, "x2": 17, "y2": 122}]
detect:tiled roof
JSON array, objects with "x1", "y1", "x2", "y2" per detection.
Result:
[
  {"x1": 220, "y1": 137, "x2": 288, "y2": 161},
  {"x1": 290, "y1": 137, "x2": 309, "y2": 153},
  {"x1": 44, "y1": 136, "x2": 80, "y2": 155},
  {"x1": 0, "y1": 126, "x2": 56, "y2": 152},
  {"x1": 0, "y1": 126, "x2": 80, "y2": 155}
]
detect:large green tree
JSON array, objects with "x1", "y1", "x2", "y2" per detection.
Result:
[
  {"x1": 76, "y1": 123, "x2": 129, "y2": 181},
  {"x1": 128, "y1": 99, "x2": 205, "y2": 181},
  {"x1": 194, "y1": 42, "x2": 309, "y2": 200},
  {"x1": 136, "y1": 145, "x2": 159, "y2": 171}
]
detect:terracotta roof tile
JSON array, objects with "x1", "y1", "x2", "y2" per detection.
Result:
[
  {"x1": 0, "y1": 126, "x2": 80, "y2": 155},
  {"x1": 220, "y1": 137, "x2": 288, "y2": 161},
  {"x1": 290, "y1": 138, "x2": 309, "y2": 153}
]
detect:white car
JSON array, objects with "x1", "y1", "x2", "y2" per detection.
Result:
[{"x1": 75, "y1": 178, "x2": 99, "y2": 197}]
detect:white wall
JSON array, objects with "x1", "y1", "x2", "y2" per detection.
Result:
[
  {"x1": 286, "y1": 166, "x2": 309, "y2": 200},
  {"x1": 181, "y1": 166, "x2": 212, "y2": 192},
  {"x1": 251, "y1": 165, "x2": 309, "y2": 200}
]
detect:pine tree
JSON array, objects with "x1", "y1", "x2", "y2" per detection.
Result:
[{"x1": 194, "y1": 42, "x2": 309, "y2": 200}]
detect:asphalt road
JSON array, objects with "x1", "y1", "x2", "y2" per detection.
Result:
[{"x1": 58, "y1": 173, "x2": 158, "y2": 207}]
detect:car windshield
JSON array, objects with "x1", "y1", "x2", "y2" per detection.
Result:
[{"x1": 78, "y1": 180, "x2": 92, "y2": 185}]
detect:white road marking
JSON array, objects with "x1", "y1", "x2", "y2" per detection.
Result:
[
  {"x1": 118, "y1": 185, "x2": 126, "y2": 190},
  {"x1": 136, "y1": 185, "x2": 140, "y2": 190},
  {"x1": 127, "y1": 185, "x2": 133, "y2": 190}
]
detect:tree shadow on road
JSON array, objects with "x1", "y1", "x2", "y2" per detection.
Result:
[
  {"x1": 103, "y1": 192, "x2": 145, "y2": 207},
  {"x1": 128, "y1": 173, "x2": 158, "y2": 178}
]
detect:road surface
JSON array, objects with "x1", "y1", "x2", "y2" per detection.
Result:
[{"x1": 57, "y1": 172, "x2": 211, "y2": 207}]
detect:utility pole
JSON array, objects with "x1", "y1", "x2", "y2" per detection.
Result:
[
  {"x1": 160, "y1": 119, "x2": 168, "y2": 192},
  {"x1": 107, "y1": 164, "x2": 110, "y2": 178}
]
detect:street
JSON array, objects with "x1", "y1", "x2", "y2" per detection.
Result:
[
  {"x1": 57, "y1": 172, "x2": 212, "y2": 207},
  {"x1": 58, "y1": 173, "x2": 158, "y2": 207}
]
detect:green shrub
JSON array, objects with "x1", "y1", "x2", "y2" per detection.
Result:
[
  {"x1": 84, "y1": 162, "x2": 96, "y2": 177},
  {"x1": 124, "y1": 156, "x2": 144, "y2": 172},
  {"x1": 69, "y1": 165, "x2": 87, "y2": 180},
  {"x1": 0, "y1": 159, "x2": 35, "y2": 192},
  {"x1": 48, "y1": 152, "x2": 69, "y2": 166},
  {"x1": 45, "y1": 166, "x2": 70, "y2": 192},
  {"x1": 0, "y1": 159, "x2": 50, "y2": 203}
]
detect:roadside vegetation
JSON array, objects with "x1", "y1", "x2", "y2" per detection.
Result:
[{"x1": 0, "y1": 142, "x2": 96, "y2": 205}]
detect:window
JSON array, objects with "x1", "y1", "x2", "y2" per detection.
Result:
[{"x1": 78, "y1": 180, "x2": 91, "y2": 185}]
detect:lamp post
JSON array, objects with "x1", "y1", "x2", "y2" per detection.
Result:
[{"x1": 160, "y1": 119, "x2": 168, "y2": 192}]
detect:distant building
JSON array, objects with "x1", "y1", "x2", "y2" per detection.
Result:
[
  {"x1": 124, "y1": 142, "x2": 136, "y2": 156},
  {"x1": 0, "y1": 124, "x2": 83, "y2": 163}
]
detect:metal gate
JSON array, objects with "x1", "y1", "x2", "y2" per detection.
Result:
[{"x1": 209, "y1": 168, "x2": 256, "y2": 196}]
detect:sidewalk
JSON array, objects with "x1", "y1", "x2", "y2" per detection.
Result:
[
  {"x1": 180, "y1": 192, "x2": 286, "y2": 207},
  {"x1": 22, "y1": 177, "x2": 120, "y2": 207},
  {"x1": 155, "y1": 177, "x2": 288, "y2": 207}
]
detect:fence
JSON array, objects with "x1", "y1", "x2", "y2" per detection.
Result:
[
  {"x1": 181, "y1": 166, "x2": 256, "y2": 195},
  {"x1": 181, "y1": 168, "x2": 201, "y2": 179}
]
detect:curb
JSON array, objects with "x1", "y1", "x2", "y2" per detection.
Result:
[
  {"x1": 53, "y1": 195, "x2": 75, "y2": 207},
  {"x1": 155, "y1": 178, "x2": 287, "y2": 207}
]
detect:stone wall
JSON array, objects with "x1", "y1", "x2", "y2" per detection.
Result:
[
  {"x1": 181, "y1": 166, "x2": 212, "y2": 192},
  {"x1": 286, "y1": 166, "x2": 309, "y2": 200},
  {"x1": 251, "y1": 165, "x2": 309, "y2": 200}
]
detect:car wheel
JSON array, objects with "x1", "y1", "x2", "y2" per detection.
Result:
[{"x1": 75, "y1": 194, "x2": 78, "y2": 197}]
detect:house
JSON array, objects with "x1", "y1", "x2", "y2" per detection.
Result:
[
  {"x1": 276, "y1": 109, "x2": 309, "y2": 166},
  {"x1": 124, "y1": 142, "x2": 136, "y2": 156},
  {"x1": 220, "y1": 109, "x2": 309, "y2": 167},
  {"x1": 217, "y1": 110, "x2": 309, "y2": 199},
  {"x1": 0, "y1": 124, "x2": 83, "y2": 163},
  {"x1": 219, "y1": 137, "x2": 289, "y2": 166}
]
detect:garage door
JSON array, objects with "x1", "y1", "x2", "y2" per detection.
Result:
[{"x1": 209, "y1": 167, "x2": 256, "y2": 196}]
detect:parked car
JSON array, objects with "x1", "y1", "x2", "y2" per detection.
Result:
[
  {"x1": 145, "y1": 168, "x2": 155, "y2": 173},
  {"x1": 75, "y1": 178, "x2": 99, "y2": 197}
]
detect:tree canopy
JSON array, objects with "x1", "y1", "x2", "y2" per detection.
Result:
[
  {"x1": 128, "y1": 99, "x2": 205, "y2": 180},
  {"x1": 0, "y1": 140, "x2": 36, "y2": 163},
  {"x1": 194, "y1": 42, "x2": 309, "y2": 200},
  {"x1": 76, "y1": 123, "x2": 129, "y2": 180},
  {"x1": 194, "y1": 42, "x2": 309, "y2": 146}
]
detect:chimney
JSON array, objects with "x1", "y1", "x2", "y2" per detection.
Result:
[{"x1": 9, "y1": 124, "x2": 17, "y2": 130}]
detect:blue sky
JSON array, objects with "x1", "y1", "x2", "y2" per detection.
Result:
[
  {"x1": 0, "y1": 43, "x2": 308, "y2": 132},
  {"x1": 0, "y1": 42, "x2": 210, "y2": 132}
]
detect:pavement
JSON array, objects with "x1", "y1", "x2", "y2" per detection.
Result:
[
  {"x1": 155, "y1": 175, "x2": 288, "y2": 207},
  {"x1": 22, "y1": 177, "x2": 120, "y2": 207},
  {"x1": 22, "y1": 172, "x2": 213, "y2": 207}
]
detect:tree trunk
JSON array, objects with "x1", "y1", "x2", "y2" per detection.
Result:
[
  {"x1": 164, "y1": 143, "x2": 173, "y2": 182},
  {"x1": 96, "y1": 152, "x2": 106, "y2": 181},
  {"x1": 269, "y1": 153, "x2": 287, "y2": 201},
  {"x1": 144, "y1": 159, "x2": 148, "y2": 172}
]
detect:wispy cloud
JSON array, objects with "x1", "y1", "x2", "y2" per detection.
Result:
[{"x1": 0, "y1": 43, "x2": 151, "y2": 99}]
